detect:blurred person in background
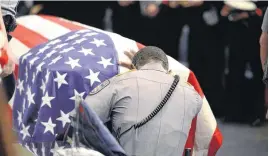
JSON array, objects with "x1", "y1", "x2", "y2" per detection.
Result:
[
  {"x1": 0, "y1": 1, "x2": 19, "y2": 102},
  {"x1": 164, "y1": 1, "x2": 226, "y2": 117},
  {"x1": 184, "y1": 1, "x2": 225, "y2": 118},
  {"x1": 221, "y1": 1, "x2": 267, "y2": 125},
  {"x1": 0, "y1": 4, "x2": 18, "y2": 152}
]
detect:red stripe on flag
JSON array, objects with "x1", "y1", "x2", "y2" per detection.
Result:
[
  {"x1": 10, "y1": 24, "x2": 48, "y2": 78},
  {"x1": 208, "y1": 127, "x2": 223, "y2": 156},
  {"x1": 14, "y1": 64, "x2": 19, "y2": 80},
  {"x1": 187, "y1": 71, "x2": 204, "y2": 98},
  {"x1": 183, "y1": 116, "x2": 197, "y2": 156},
  {"x1": 39, "y1": 15, "x2": 85, "y2": 31},
  {"x1": 10, "y1": 24, "x2": 48, "y2": 48},
  {"x1": 136, "y1": 42, "x2": 145, "y2": 50}
]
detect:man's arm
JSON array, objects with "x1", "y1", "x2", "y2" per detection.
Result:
[
  {"x1": 0, "y1": 0, "x2": 19, "y2": 18},
  {"x1": 85, "y1": 80, "x2": 115, "y2": 123},
  {"x1": 260, "y1": 9, "x2": 268, "y2": 70}
]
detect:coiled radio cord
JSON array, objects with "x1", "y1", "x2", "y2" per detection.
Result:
[{"x1": 117, "y1": 75, "x2": 179, "y2": 139}]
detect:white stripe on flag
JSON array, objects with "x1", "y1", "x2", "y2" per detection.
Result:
[
  {"x1": 9, "y1": 38, "x2": 30, "y2": 64},
  {"x1": 16, "y1": 15, "x2": 71, "y2": 40},
  {"x1": 195, "y1": 97, "x2": 217, "y2": 152},
  {"x1": 167, "y1": 56, "x2": 190, "y2": 82}
]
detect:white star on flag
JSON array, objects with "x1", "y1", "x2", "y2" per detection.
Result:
[
  {"x1": 17, "y1": 111, "x2": 22, "y2": 126},
  {"x1": 17, "y1": 79, "x2": 24, "y2": 95},
  {"x1": 41, "y1": 92, "x2": 55, "y2": 108},
  {"x1": 20, "y1": 124, "x2": 30, "y2": 140},
  {"x1": 66, "y1": 33, "x2": 80, "y2": 41},
  {"x1": 72, "y1": 38, "x2": 87, "y2": 45},
  {"x1": 69, "y1": 89, "x2": 85, "y2": 101},
  {"x1": 45, "y1": 70, "x2": 50, "y2": 84},
  {"x1": 26, "y1": 86, "x2": 35, "y2": 107},
  {"x1": 97, "y1": 57, "x2": 114, "y2": 69},
  {"x1": 22, "y1": 99, "x2": 26, "y2": 113},
  {"x1": 31, "y1": 143, "x2": 38, "y2": 155},
  {"x1": 41, "y1": 117, "x2": 56, "y2": 135},
  {"x1": 67, "y1": 136, "x2": 73, "y2": 145},
  {"x1": 36, "y1": 61, "x2": 45, "y2": 73},
  {"x1": 47, "y1": 39, "x2": 61, "y2": 45},
  {"x1": 50, "y1": 142, "x2": 64, "y2": 155},
  {"x1": 84, "y1": 32, "x2": 98, "y2": 37},
  {"x1": 26, "y1": 86, "x2": 31, "y2": 97},
  {"x1": 78, "y1": 47, "x2": 94, "y2": 56},
  {"x1": 40, "y1": 79, "x2": 46, "y2": 94},
  {"x1": 90, "y1": 38, "x2": 107, "y2": 47},
  {"x1": 85, "y1": 69, "x2": 101, "y2": 86},
  {"x1": 36, "y1": 45, "x2": 50, "y2": 55},
  {"x1": 25, "y1": 66, "x2": 28, "y2": 82},
  {"x1": 65, "y1": 57, "x2": 82, "y2": 69},
  {"x1": 49, "y1": 55, "x2": 62, "y2": 65},
  {"x1": 25, "y1": 144, "x2": 31, "y2": 152},
  {"x1": 21, "y1": 52, "x2": 33, "y2": 63},
  {"x1": 54, "y1": 71, "x2": 68, "y2": 89},
  {"x1": 32, "y1": 72, "x2": 36, "y2": 84},
  {"x1": 59, "y1": 47, "x2": 75, "y2": 54},
  {"x1": 43, "y1": 50, "x2": 57, "y2": 60},
  {"x1": 29, "y1": 57, "x2": 40, "y2": 69},
  {"x1": 77, "y1": 29, "x2": 91, "y2": 33},
  {"x1": 53, "y1": 43, "x2": 68, "y2": 49},
  {"x1": 56, "y1": 110, "x2": 71, "y2": 128}
]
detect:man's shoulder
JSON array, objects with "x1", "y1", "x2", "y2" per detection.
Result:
[{"x1": 115, "y1": 69, "x2": 137, "y2": 77}]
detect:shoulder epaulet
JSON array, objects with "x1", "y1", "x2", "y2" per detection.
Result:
[
  {"x1": 116, "y1": 69, "x2": 136, "y2": 77},
  {"x1": 168, "y1": 70, "x2": 176, "y2": 76},
  {"x1": 89, "y1": 79, "x2": 110, "y2": 95}
]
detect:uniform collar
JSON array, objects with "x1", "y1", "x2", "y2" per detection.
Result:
[{"x1": 139, "y1": 62, "x2": 167, "y2": 73}]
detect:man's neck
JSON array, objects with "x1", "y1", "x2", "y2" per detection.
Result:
[{"x1": 139, "y1": 62, "x2": 167, "y2": 73}]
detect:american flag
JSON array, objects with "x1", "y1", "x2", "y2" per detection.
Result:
[{"x1": 9, "y1": 15, "x2": 222, "y2": 156}]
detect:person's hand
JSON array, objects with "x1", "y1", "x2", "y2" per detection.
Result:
[
  {"x1": 118, "y1": 50, "x2": 136, "y2": 69},
  {"x1": 118, "y1": 1, "x2": 134, "y2": 7},
  {"x1": 229, "y1": 12, "x2": 249, "y2": 21},
  {"x1": 145, "y1": 3, "x2": 160, "y2": 17},
  {"x1": 30, "y1": 4, "x2": 44, "y2": 14},
  {"x1": 179, "y1": 0, "x2": 204, "y2": 8},
  {"x1": 168, "y1": 1, "x2": 203, "y2": 8},
  {"x1": 168, "y1": 1, "x2": 180, "y2": 8},
  {"x1": 221, "y1": 4, "x2": 232, "y2": 17},
  {"x1": 0, "y1": 59, "x2": 14, "y2": 78}
]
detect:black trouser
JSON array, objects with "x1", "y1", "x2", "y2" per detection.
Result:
[
  {"x1": 188, "y1": 29, "x2": 225, "y2": 117},
  {"x1": 223, "y1": 22, "x2": 265, "y2": 122},
  {"x1": 187, "y1": 9, "x2": 225, "y2": 117}
]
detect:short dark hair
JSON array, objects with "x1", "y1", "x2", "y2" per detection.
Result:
[{"x1": 132, "y1": 46, "x2": 169, "y2": 70}]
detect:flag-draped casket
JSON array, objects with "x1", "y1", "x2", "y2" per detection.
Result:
[{"x1": 8, "y1": 15, "x2": 222, "y2": 156}]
